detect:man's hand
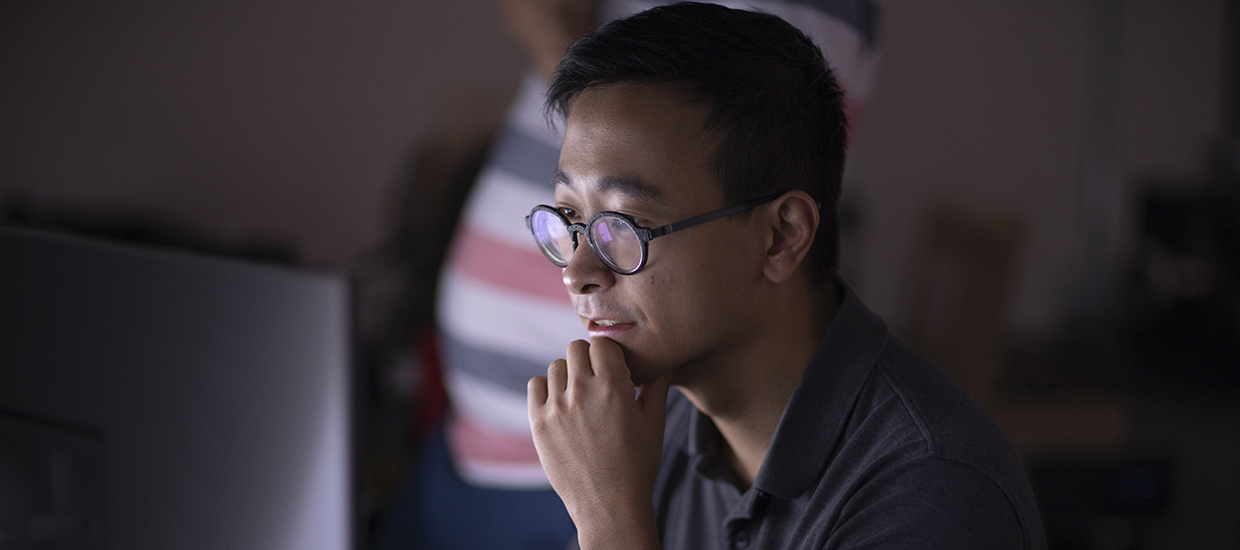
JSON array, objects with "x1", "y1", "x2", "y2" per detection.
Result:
[
  {"x1": 497, "y1": 0, "x2": 596, "y2": 78},
  {"x1": 528, "y1": 337, "x2": 669, "y2": 550}
]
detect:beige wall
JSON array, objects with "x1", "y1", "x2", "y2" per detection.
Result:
[
  {"x1": 0, "y1": 0, "x2": 1228, "y2": 339},
  {"x1": 0, "y1": 0, "x2": 524, "y2": 263}
]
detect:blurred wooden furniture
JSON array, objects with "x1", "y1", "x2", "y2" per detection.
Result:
[
  {"x1": 898, "y1": 203, "x2": 1128, "y2": 457},
  {"x1": 900, "y1": 205, "x2": 1023, "y2": 410}
]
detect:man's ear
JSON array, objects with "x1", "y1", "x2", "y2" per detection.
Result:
[{"x1": 762, "y1": 191, "x2": 819, "y2": 284}]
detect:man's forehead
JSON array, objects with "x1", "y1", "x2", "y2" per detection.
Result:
[{"x1": 554, "y1": 84, "x2": 721, "y2": 209}]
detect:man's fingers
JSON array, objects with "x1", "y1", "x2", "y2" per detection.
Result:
[
  {"x1": 566, "y1": 339, "x2": 594, "y2": 380},
  {"x1": 528, "y1": 375, "x2": 548, "y2": 410},
  {"x1": 547, "y1": 358, "x2": 568, "y2": 396},
  {"x1": 588, "y1": 337, "x2": 631, "y2": 384}
]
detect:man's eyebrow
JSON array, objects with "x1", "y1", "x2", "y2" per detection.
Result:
[{"x1": 551, "y1": 169, "x2": 666, "y2": 204}]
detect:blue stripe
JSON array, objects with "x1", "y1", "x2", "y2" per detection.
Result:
[
  {"x1": 441, "y1": 333, "x2": 554, "y2": 395},
  {"x1": 485, "y1": 128, "x2": 561, "y2": 189}
]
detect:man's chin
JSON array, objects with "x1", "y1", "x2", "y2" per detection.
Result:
[{"x1": 620, "y1": 351, "x2": 673, "y2": 387}]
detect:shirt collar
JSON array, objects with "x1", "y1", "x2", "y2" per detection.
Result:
[
  {"x1": 685, "y1": 282, "x2": 890, "y2": 499},
  {"x1": 755, "y1": 282, "x2": 889, "y2": 498}
]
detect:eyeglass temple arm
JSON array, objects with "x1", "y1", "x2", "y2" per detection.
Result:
[{"x1": 648, "y1": 193, "x2": 784, "y2": 238}]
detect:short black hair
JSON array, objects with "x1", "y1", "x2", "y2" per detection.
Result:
[{"x1": 546, "y1": 2, "x2": 848, "y2": 284}]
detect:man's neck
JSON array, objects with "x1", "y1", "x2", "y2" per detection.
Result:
[{"x1": 677, "y1": 284, "x2": 840, "y2": 490}]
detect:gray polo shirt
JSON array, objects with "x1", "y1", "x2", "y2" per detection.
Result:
[{"x1": 649, "y1": 285, "x2": 1046, "y2": 549}]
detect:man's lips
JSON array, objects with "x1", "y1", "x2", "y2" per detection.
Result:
[
  {"x1": 586, "y1": 318, "x2": 637, "y2": 336},
  {"x1": 576, "y1": 299, "x2": 638, "y2": 336}
]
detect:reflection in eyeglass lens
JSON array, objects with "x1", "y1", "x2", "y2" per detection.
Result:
[
  {"x1": 597, "y1": 220, "x2": 613, "y2": 243},
  {"x1": 595, "y1": 217, "x2": 641, "y2": 272},
  {"x1": 534, "y1": 210, "x2": 572, "y2": 264}
]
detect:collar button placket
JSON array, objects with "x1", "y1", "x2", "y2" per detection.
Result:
[{"x1": 731, "y1": 526, "x2": 750, "y2": 549}]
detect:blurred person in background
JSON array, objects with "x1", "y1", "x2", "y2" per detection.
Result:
[{"x1": 377, "y1": 1, "x2": 879, "y2": 548}]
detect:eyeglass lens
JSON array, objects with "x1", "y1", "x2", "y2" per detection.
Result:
[
  {"x1": 530, "y1": 209, "x2": 573, "y2": 265},
  {"x1": 591, "y1": 217, "x2": 642, "y2": 272},
  {"x1": 529, "y1": 210, "x2": 645, "y2": 273}
]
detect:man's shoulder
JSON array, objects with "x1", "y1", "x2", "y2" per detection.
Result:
[
  {"x1": 868, "y1": 334, "x2": 1017, "y2": 470},
  {"x1": 833, "y1": 334, "x2": 1046, "y2": 548},
  {"x1": 651, "y1": 341, "x2": 1046, "y2": 549},
  {"x1": 816, "y1": 450, "x2": 1039, "y2": 548}
]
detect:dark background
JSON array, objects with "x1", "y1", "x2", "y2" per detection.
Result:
[{"x1": 3, "y1": 1, "x2": 1237, "y2": 548}]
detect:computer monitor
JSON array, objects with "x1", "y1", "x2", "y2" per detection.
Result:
[{"x1": 0, "y1": 228, "x2": 353, "y2": 550}]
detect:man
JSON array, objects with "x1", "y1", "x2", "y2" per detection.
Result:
[
  {"x1": 386, "y1": 1, "x2": 881, "y2": 549},
  {"x1": 525, "y1": 4, "x2": 1046, "y2": 549}
]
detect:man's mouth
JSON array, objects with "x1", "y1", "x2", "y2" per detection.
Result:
[{"x1": 587, "y1": 318, "x2": 637, "y2": 335}]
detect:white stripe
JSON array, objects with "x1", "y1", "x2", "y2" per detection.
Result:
[
  {"x1": 507, "y1": 72, "x2": 565, "y2": 149},
  {"x1": 461, "y1": 167, "x2": 556, "y2": 250},
  {"x1": 451, "y1": 455, "x2": 552, "y2": 490},
  {"x1": 438, "y1": 269, "x2": 586, "y2": 372},
  {"x1": 444, "y1": 368, "x2": 537, "y2": 437}
]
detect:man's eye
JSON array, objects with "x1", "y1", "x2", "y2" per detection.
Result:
[{"x1": 558, "y1": 207, "x2": 580, "y2": 220}]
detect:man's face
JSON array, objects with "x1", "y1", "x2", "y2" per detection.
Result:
[{"x1": 554, "y1": 84, "x2": 767, "y2": 386}]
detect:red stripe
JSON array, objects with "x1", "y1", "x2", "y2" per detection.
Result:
[
  {"x1": 447, "y1": 414, "x2": 541, "y2": 464},
  {"x1": 446, "y1": 225, "x2": 572, "y2": 303}
]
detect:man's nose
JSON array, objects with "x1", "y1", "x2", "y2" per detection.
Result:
[{"x1": 562, "y1": 240, "x2": 616, "y2": 295}]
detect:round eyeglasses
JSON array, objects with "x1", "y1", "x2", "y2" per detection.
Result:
[{"x1": 525, "y1": 193, "x2": 780, "y2": 275}]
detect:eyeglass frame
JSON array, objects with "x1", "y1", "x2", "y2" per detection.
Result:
[{"x1": 525, "y1": 192, "x2": 783, "y2": 275}]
